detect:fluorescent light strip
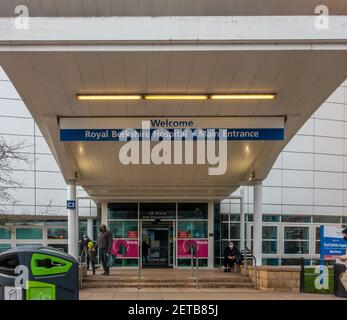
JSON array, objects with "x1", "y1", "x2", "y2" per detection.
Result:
[
  {"x1": 210, "y1": 94, "x2": 276, "y2": 100},
  {"x1": 76, "y1": 94, "x2": 276, "y2": 101},
  {"x1": 77, "y1": 95, "x2": 143, "y2": 101},
  {"x1": 145, "y1": 95, "x2": 208, "y2": 100}
]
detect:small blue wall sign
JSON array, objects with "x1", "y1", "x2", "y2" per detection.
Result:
[{"x1": 67, "y1": 200, "x2": 76, "y2": 209}]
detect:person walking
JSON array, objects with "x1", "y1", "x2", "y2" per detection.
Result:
[
  {"x1": 97, "y1": 224, "x2": 113, "y2": 276},
  {"x1": 82, "y1": 235, "x2": 93, "y2": 271},
  {"x1": 87, "y1": 240, "x2": 97, "y2": 275}
]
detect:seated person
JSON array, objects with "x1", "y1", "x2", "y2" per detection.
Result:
[{"x1": 223, "y1": 241, "x2": 242, "y2": 272}]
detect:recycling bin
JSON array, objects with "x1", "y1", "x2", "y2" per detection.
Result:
[
  {"x1": 0, "y1": 246, "x2": 79, "y2": 300},
  {"x1": 334, "y1": 262, "x2": 347, "y2": 298}
]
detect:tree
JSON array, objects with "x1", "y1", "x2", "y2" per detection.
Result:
[{"x1": 0, "y1": 136, "x2": 30, "y2": 214}]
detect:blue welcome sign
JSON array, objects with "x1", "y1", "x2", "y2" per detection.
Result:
[{"x1": 59, "y1": 117, "x2": 285, "y2": 142}]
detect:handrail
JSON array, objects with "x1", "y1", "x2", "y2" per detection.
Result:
[
  {"x1": 190, "y1": 247, "x2": 194, "y2": 277},
  {"x1": 138, "y1": 240, "x2": 142, "y2": 289},
  {"x1": 78, "y1": 246, "x2": 88, "y2": 289},
  {"x1": 244, "y1": 246, "x2": 257, "y2": 288},
  {"x1": 195, "y1": 255, "x2": 199, "y2": 289},
  {"x1": 190, "y1": 247, "x2": 199, "y2": 289}
]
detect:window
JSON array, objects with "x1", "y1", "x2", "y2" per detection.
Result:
[
  {"x1": 262, "y1": 226, "x2": 277, "y2": 254},
  {"x1": 0, "y1": 227, "x2": 11, "y2": 239},
  {"x1": 221, "y1": 223, "x2": 228, "y2": 239},
  {"x1": 263, "y1": 215, "x2": 280, "y2": 222},
  {"x1": 177, "y1": 221, "x2": 207, "y2": 238},
  {"x1": 312, "y1": 216, "x2": 341, "y2": 224},
  {"x1": 178, "y1": 259, "x2": 207, "y2": 267},
  {"x1": 47, "y1": 228, "x2": 68, "y2": 240},
  {"x1": 178, "y1": 203, "x2": 207, "y2": 219},
  {"x1": 229, "y1": 224, "x2": 240, "y2": 239},
  {"x1": 262, "y1": 258, "x2": 279, "y2": 266},
  {"x1": 16, "y1": 228, "x2": 43, "y2": 240},
  {"x1": 281, "y1": 215, "x2": 311, "y2": 223},
  {"x1": 284, "y1": 226, "x2": 309, "y2": 254},
  {"x1": 108, "y1": 203, "x2": 138, "y2": 219},
  {"x1": 109, "y1": 221, "x2": 138, "y2": 238},
  {"x1": 141, "y1": 202, "x2": 176, "y2": 219},
  {"x1": 78, "y1": 220, "x2": 87, "y2": 240}
]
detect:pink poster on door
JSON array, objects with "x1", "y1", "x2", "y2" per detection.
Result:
[
  {"x1": 177, "y1": 239, "x2": 208, "y2": 258},
  {"x1": 111, "y1": 239, "x2": 138, "y2": 258}
]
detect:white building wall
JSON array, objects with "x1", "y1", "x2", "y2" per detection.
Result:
[
  {"x1": 241, "y1": 80, "x2": 347, "y2": 219},
  {"x1": 0, "y1": 67, "x2": 96, "y2": 217},
  {"x1": 223, "y1": 80, "x2": 347, "y2": 265}
]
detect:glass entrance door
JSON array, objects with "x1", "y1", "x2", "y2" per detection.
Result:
[{"x1": 141, "y1": 221, "x2": 174, "y2": 268}]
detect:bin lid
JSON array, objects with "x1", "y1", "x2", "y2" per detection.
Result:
[{"x1": 1, "y1": 246, "x2": 78, "y2": 263}]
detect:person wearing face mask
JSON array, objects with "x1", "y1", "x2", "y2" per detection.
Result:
[
  {"x1": 331, "y1": 228, "x2": 347, "y2": 295},
  {"x1": 96, "y1": 224, "x2": 113, "y2": 276},
  {"x1": 223, "y1": 241, "x2": 241, "y2": 272}
]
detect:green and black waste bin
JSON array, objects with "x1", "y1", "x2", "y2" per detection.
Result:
[
  {"x1": 334, "y1": 262, "x2": 347, "y2": 298},
  {"x1": 0, "y1": 246, "x2": 79, "y2": 300}
]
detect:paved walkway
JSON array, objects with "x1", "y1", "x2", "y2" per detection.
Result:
[
  {"x1": 80, "y1": 268, "x2": 344, "y2": 300},
  {"x1": 79, "y1": 287, "x2": 343, "y2": 300}
]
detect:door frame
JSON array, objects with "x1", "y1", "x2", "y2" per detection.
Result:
[{"x1": 140, "y1": 220, "x2": 176, "y2": 268}]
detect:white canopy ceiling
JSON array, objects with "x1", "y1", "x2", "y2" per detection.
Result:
[{"x1": 0, "y1": 14, "x2": 347, "y2": 200}]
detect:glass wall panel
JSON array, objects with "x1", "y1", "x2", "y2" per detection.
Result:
[
  {"x1": 177, "y1": 221, "x2": 207, "y2": 238},
  {"x1": 262, "y1": 241, "x2": 277, "y2": 254},
  {"x1": 262, "y1": 258, "x2": 279, "y2": 266},
  {"x1": 284, "y1": 241, "x2": 309, "y2": 254},
  {"x1": 47, "y1": 228, "x2": 68, "y2": 240},
  {"x1": 284, "y1": 226, "x2": 309, "y2": 240},
  {"x1": 263, "y1": 226, "x2": 277, "y2": 239},
  {"x1": 78, "y1": 220, "x2": 87, "y2": 241},
  {"x1": 109, "y1": 221, "x2": 138, "y2": 238},
  {"x1": 229, "y1": 224, "x2": 240, "y2": 239},
  {"x1": 108, "y1": 203, "x2": 138, "y2": 219},
  {"x1": 16, "y1": 228, "x2": 43, "y2": 240},
  {"x1": 281, "y1": 215, "x2": 311, "y2": 223},
  {"x1": 263, "y1": 215, "x2": 280, "y2": 222},
  {"x1": 221, "y1": 223, "x2": 228, "y2": 239},
  {"x1": 177, "y1": 259, "x2": 207, "y2": 267},
  {"x1": 178, "y1": 203, "x2": 207, "y2": 219},
  {"x1": 312, "y1": 216, "x2": 341, "y2": 224},
  {"x1": 140, "y1": 203, "x2": 175, "y2": 219},
  {"x1": 0, "y1": 228, "x2": 11, "y2": 239}
]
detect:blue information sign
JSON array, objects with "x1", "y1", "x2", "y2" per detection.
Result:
[{"x1": 320, "y1": 225, "x2": 347, "y2": 260}]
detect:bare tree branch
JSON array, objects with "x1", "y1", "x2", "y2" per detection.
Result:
[{"x1": 0, "y1": 136, "x2": 30, "y2": 214}]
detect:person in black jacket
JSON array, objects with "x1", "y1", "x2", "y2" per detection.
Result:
[
  {"x1": 96, "y1": 224, "x2": 113, "y2": 276},
  {"x1": 223, "y1": 241, "x2": 241, "y2": 272}
]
